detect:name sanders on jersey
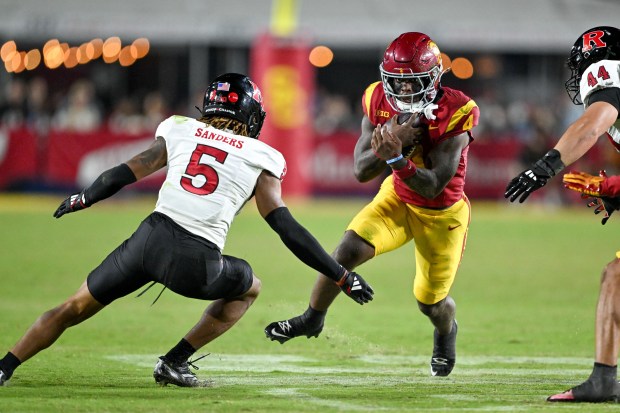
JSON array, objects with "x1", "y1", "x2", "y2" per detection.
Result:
[{"x1": 194, "y1": 128, "x2": 245, "y2": 149}]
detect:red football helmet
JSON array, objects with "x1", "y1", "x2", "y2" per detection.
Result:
[{"x1": 380, "y1": 32, "x2": 444, "y2": 113}]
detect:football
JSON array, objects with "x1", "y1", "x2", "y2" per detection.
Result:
[
  {"x1": 393, "y1": 112, "x2": 424, "y2": 158},
  {"x1": 396, "y1": 112, "x2": 422, "y2": 126}
]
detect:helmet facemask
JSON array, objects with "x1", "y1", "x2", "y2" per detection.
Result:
[
  {"x1": 565, "y1": 48, "x2": 588, "y2": 105},
  {"x1": 380, "y1": 65, "x2": 443, "y2": 112}
]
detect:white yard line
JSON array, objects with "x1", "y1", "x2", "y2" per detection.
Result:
[
  {"x1": 107, "y1": 353, "x2": 593, "y2": 374},
  {"x1": 264, "y1": 388, "x2": 388, "y2": 411},
  {"x1": 106, "y1": 353, "x2": 585, "y2": 412}
]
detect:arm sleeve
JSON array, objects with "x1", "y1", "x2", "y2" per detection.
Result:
[
  {"x1": 83, "y1": 163, "x2": 137, "y2": 206},
  {"x1": 264, "y1": 206, "x2": 345, "y2": 282},
  {"x1": 588, "y1": 87, "x2": 620, "y2": 112}
]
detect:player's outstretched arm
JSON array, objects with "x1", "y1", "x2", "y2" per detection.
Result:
[
  {"x1": 505, "y1": 100, "x2": 618, "y2": 204},
  {"x1": 254, "y1": 171, "x2": 374, "y2": 305},
  {"x1": 53, "y1": 136, "x2": 167, "y2": 218}
]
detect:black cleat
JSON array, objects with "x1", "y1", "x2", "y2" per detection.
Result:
[
  {"x1": 265, "y1": 318, "x2": 323, "y2": 344},
  {"x1": 430, "y1": 320, "x2": 457, "y2": 377},
  {"x1": 0, "y1": 368, "x2": 8, "y2": 386},
  {"x1": 153, "y1": 356, "x2": 210, "y2": 388},
  {"x1": 547, "y1": 377, "x2": 620, "y2": 403}
]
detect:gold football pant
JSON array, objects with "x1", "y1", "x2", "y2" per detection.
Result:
[{"x1": 347, "y1": 175, "x2": 470, "y2": 305}]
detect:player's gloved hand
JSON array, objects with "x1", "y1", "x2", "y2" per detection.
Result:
[
  {"x1": 563, "y1": 170, "x2": 613, "y2": 197},
  {"x1": 53, "y1": 190, "x2": 90, "y2": 219},
  {"x1": 563, "y1": 170, "x2": 620, "y2": 225},
  {"x1": 336, "y1": 270, "x2": 374, "y2": 305},
  {"x1": 581, "y1": 194, "x2": 620, "y2": 225},
  {"x1": 505, "y1": 149, "x2": 565, "y2": 203}
]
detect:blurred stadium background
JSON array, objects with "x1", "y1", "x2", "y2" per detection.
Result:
[{"x1": 0, "y1": 0, "x2": 619, "y2": 203}]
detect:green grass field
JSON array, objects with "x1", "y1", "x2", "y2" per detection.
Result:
[{"x1": 0, "y1": 194, "x2": 618, "y2": 412}]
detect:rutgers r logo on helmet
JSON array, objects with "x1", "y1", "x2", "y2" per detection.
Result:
[{"x1": 582, "y1": 30, "x2": 607, "y2": 53}]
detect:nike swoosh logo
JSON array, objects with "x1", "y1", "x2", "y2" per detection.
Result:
[
  {"x1": 269, "y1": 328, "x2": 290, "y2": 338},
  {"x1": 448, "y1": 224, "x2": 461, "y2": 231},
  {"x1": 428, "y1": 125, "x2": 439, "y2": 130}
]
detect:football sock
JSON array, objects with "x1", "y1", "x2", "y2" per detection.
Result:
[
  {"x1": 164, "y1": 339, "x2": 196, "y2": 364},
  {"x1": 591, "y1": 362, "x2": 617, "y2": 380},
  {"x1": 299, "y1": 305, "x2": 326, "y2": 328},
  {"x1": 0, "y1": 352, "x2": 21, "y2": 379}
]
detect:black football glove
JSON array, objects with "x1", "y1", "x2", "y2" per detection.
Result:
[
  {"x1": 505, "y1": 149, "x2": 565, "y2": 203},
  {"x1": 336, "y1": 271, "x2": 374, "y2": 305},
  {"x1": 583, "y1": 194, "x2": 620, "y2": 225},
  {"x1": 53, "y1": 190, "x2": 90, "y2": 219}
]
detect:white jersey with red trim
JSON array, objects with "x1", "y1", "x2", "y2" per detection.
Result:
[
  {"x1": 580, "y1": 60, "x2": 620, "y2": 150},
  {"x1": 153, "y1": 115, "x2": 286, "y2": 250}
]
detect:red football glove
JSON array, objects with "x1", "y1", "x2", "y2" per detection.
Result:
[{"x1": 562, "y1": 170, "x2": 620, "y2": 198}]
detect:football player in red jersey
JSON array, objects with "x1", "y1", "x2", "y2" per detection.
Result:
[
  {"x1": 266, "y1": 32, "x2": 479, "y2": 377},
  {"x1": 505, "y1": 26, "x2": 620, "y2": 403}
]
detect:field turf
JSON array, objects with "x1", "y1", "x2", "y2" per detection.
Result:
[{"x1": 0, "y1": 194, "x2": 618, "y2": 412}]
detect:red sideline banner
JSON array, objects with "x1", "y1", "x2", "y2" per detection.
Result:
[
  {"x1": 0, "y1": 127, "x2": 38, "y2": 188},
  {"x1": 45, "y1": 130, "x2": 166, "y2": 190},
  {"x1": 465, "y1": 140, "x2": 524, "y2": 199},
  {"x1": 311, "y1": 132, "x2": 382, "y2": 196},
  {"x1": 0, "y1": 127, "x2": 558, "y2": 200}
]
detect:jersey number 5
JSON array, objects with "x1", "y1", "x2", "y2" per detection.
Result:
[
  {"x1": 587, "y1": 65, "x2": 611, "y2": 87},
  {"x1": 181, "y1": 144, "x2": 228, "y2": 195}
]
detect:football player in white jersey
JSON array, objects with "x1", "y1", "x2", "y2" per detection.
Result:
[
  {"x1": 505, "y1": 26, "x2": 620, "y2": 402},
  {"x1": 0, "y1": 73, "x2": 374, "y2": 388}
]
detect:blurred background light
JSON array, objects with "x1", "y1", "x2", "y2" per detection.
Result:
[
  {"x1": 451, "y1": 57, "x2": 474, "y2": 79},
  {"x1": 309, "y1": 45, "x2": 333, "y2": 68}
]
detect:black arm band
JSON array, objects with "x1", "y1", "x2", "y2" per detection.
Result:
[
  {"x1": 264, "y1": 206, "x2": 344, "y2": 282},
  {"x1": 538, "y1": 149, "x2": 565, "y2": 177},
  {"x1": 83, "y1": 163, "x2": 137, "y2": 206}
]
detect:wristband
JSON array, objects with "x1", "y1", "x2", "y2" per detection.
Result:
[
  {"x1": 393, "y1": 159, "x2": 417, "y2": 180},
  {"x1": 335, "y1": 269, "x2": 348, "y2": 287},
  {"x1": 385, "y1": 154, "x2": 404, "y2": 165},
  {"x1": 538, "y1": 149, "x2": 565, "y2": 177}
]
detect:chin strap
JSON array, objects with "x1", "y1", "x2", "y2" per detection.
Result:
[
  {"x1": 417, "y1": 103, "x2": 438, "y2": 120},
  {"x1": 401, "y1": 103, "x2": 438, "y2": 121}
]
